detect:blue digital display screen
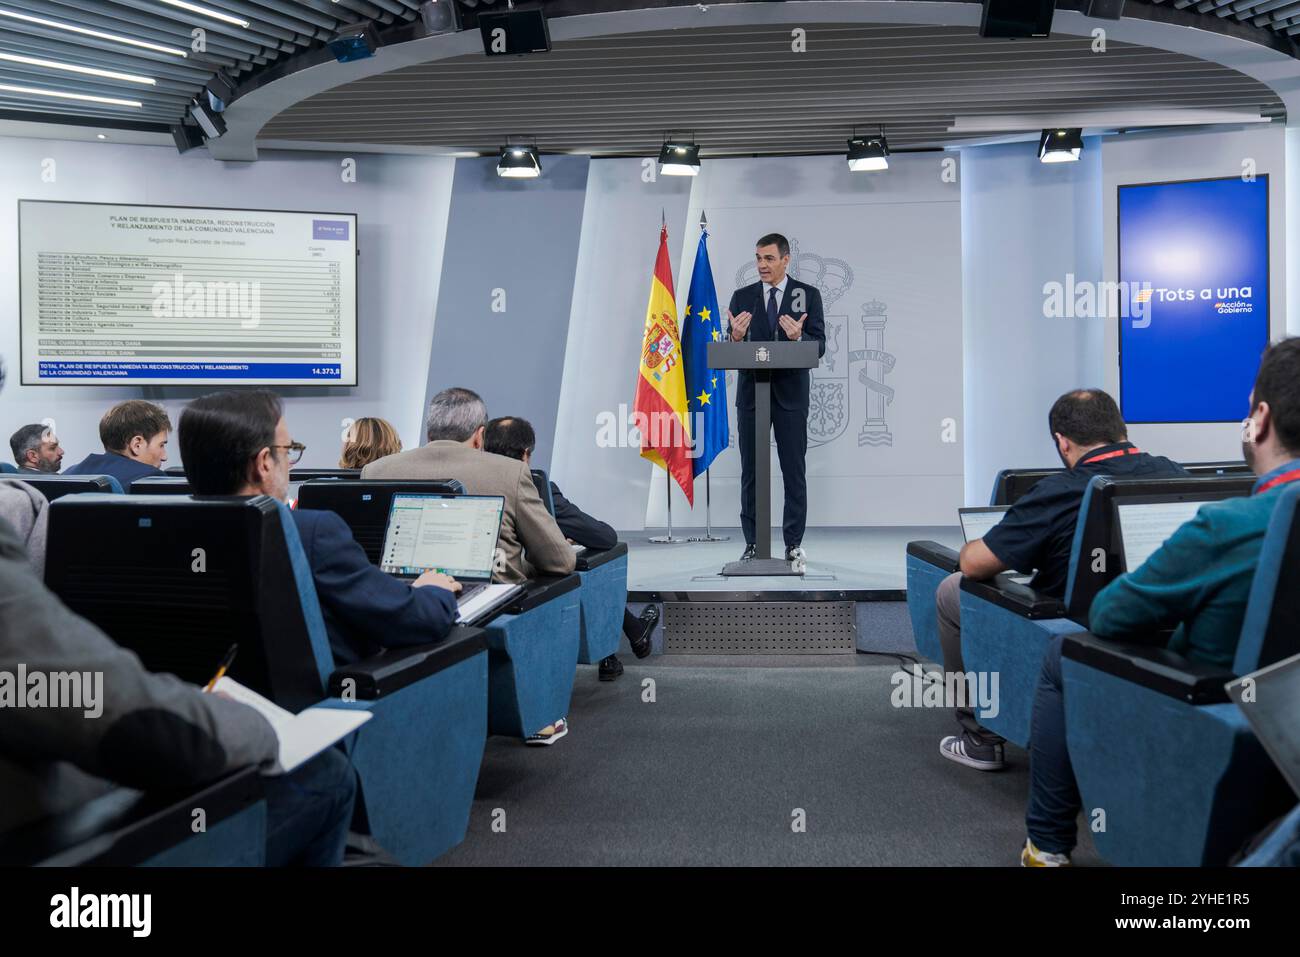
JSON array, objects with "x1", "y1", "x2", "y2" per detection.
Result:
[{"x1": 1118, "y1": 176, "x2": 1269, "y2": 423}]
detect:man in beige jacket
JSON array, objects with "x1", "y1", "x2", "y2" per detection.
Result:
[
  {"x1": 363, "y1": 387, "x2": 577, "y2": 746},
  {"x1": 362, "y1": 387, "x2": 575, "y2": 583}
]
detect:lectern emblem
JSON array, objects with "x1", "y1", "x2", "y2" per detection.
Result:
[{"x1": 756, "y1": 346, "x2": 770, "y2": 363}]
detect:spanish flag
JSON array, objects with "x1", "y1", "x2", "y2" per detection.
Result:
[{"x1": 634, "y1": 222, "x2": 694, "y2": 505}]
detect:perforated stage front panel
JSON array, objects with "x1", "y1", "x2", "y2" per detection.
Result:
[{"x1": 663, "y1": 601, "x2": 856, "y2": 654}]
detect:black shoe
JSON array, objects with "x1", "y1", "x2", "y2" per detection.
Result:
[
  {"x1": 598, "y1": 655, "x2": 624, "y2": 681},
  {"x1": 740, "y1": 543, "x2": 757, "y2": 561},
  {"x1": 628, "y1": 605, "x2": 658, "y2": 659}
]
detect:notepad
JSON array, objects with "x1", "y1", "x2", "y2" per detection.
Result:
[{"x1": 212, "y1": 677, "x2": 371, "y2": 775}]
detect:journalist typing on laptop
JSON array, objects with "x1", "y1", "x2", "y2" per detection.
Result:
[{"x1": 179, "y1": 391, "x2": 461, "y2": 666}]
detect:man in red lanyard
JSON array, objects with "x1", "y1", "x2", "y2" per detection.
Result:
[
  {"x1": 936, "y1": 389, "x2": 1187, "y2": 772},
  {"x1": 1022, "y1": 337, "x2": 1300, "y2": 866}
]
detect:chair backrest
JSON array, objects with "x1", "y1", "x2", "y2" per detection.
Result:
[
  {"x1": 163, "y1": 466, "x2": 188, "y2": 477},
  {"x1": 288, "y1": 468, "x2": 362, "y2": 482},
  {"x1": 530, "y1": 469, "x2": 555, "y2": 516},
  {"x1": 989, "y1": 468, "x2": 1062, "y2": 506},
  {"x1": 295, "y1": 479, "x2": 464, "y2": 564},
  {"x1": 129, "y1": 476, "x2": 193, "y2": 495},
  {"x1": 1064, "y1": 475, "x2": 1255, "y2": 622},
  {"x1": 22, "y1": 474, "x2": 122, "y2": 500},
  {"x1": 1182, "y1": 460, "x2": 1253, "y2": 478},
  {"x1": 1235, "y1": 484, "x2": 1300, "y2": 674},
  {"x1": 0, "y1": 463, "x2": 17, "y2": 474},
  {"x1": 44, "y1": 494, "x2": 334, "y2": 712}
]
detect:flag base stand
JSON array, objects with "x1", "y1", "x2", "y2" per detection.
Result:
[
  {"x1": 686, "y1": 533, "x2": 730, "y2": 542},
  {"x1": 649, "y1": 534, "x2": 689, "y2": 544}
]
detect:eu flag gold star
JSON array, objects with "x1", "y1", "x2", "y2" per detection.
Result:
[
  {"x1": 698, "y1": 306, "x2": 711, "y2": 322},
  {"x1": 696, "y1": 390, "x2": 711, "y2": 406},
  {"x1": 711, "y1": 329, "x2": 721, "y2": 341}
]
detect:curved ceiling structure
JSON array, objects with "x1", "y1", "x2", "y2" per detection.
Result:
[
  {"x1": 0, "y1": 0, "x2": 1296, "y2": 157},
  {"x1": 259, "y1": 23, "x2": 1286, "y2": 155}
]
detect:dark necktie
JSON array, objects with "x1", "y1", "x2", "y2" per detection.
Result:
[{"x1": 766, "y1": 286, "x2": 779, "y2": 340}]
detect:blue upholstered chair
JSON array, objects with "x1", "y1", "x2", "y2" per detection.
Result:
[
  {"x1": 905, "y1": 541, "x2": 957, "y2": 664},
  {"x1": 959, "y1": 474, "x2": 1252, "y2": 745},
  {"x1": 21, "y1": 474, "x2": 123, "y2": 500},
  {"x1": 1061, "y1": 484, "x2": 1300, "y2": 866},
  {"x1": 44, "y1": 494, "x2": 489, "y2": 866},
  {"x1": 484, "y1": 574, "x2": 582, "y2": 738},
  {"x1": 0, "y1": 768, "x2": 267, "y2": 867},
  {"x1": 906, "y1": 468, "x2": 1068, "y2": 664},
  {"x1": 0, "y1": 462, "x2": 17, "y2": 474},
  {"x1": 574, "y1": 543, "x2": 629, "y2": 665}
]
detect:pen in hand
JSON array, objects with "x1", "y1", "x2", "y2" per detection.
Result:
[{"x1": 203, "y1": 644, "x2": 239, "y2": 693}]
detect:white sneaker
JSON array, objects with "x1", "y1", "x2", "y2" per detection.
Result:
[{"x1": 525, "y1": 717, "x2": 568, "y2": 746}]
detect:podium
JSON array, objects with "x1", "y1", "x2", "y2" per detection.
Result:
[{"x1": 708, "y1": 340, "x2": 821, "y2": 577}]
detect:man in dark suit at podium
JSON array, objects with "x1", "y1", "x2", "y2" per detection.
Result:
[{"x1": 726, "y1": 233, "x2": 826, "y2": 562}]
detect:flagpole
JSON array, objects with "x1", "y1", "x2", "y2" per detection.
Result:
[
  {"x1": 649, "y1": 467, "x2": 687, "y2": 544},
  {"x1": 686, "y1": 207, "x2": 729, "y2": 544}
]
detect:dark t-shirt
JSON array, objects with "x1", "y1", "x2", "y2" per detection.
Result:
[{"x1": 981, "y1": 442, "x2": 1187, "y2": 598}]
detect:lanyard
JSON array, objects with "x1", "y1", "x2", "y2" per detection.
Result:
[
  {"x1": 1078, "y1": 446, "x2": 1140, "y2": 466},
  {"x1": 1256, "y1": 467, "x2": 1300, "y2": 495}
]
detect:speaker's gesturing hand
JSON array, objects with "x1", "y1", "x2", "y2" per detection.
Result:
[
  {"x1": 727, "y1": 309, "x2": 752, "y2": 341},
  {"x1": 778, "y1": 313, "x2": 807, "y2": 340}
]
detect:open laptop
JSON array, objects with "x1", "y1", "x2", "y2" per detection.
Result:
[
  {"x1": 958, "y1": 506, "x2": 1008, "y2": 543},
  {"x1": 378, "y1": 492, "x2": 523, "y2": 626},
  {"x1": 956, "y1": 506, "x2": 1035, "y2": 584},
  {"x1": 1227, "y1": 652, "x2": 1300, "y2": 799},
  {"x1": 1115, "y1": 498, "x2": 1206, "y2": 572}
]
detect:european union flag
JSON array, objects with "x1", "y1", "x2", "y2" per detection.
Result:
[{"x1": 681, "y1": 227, "x2": 729, "y2": 476}]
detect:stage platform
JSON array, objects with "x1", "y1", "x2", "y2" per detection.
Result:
[
  {"x1": 620, "y1": 526, "x2": 964, "y2": 657},
  {"x1": 624, "y1": 525, "x2": 963, "y2": 599}
]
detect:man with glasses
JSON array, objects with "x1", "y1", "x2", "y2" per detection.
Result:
[{"x1": 179, "y1": 391, "x2": 461, "y2": 666}]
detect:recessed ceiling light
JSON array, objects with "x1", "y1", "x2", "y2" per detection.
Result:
[
  {"x1": 97, "y1": 133, "x2": 107, "y2": 139},
  {"x1": 0, "y1": 83, "x2": 142, "y2": 108},
  {"x1": 0, "y1": 7, "x2": 188, "y2": 57},
  {"x1": 0, "y1": 52, "x2": 155, "y2": 85}
]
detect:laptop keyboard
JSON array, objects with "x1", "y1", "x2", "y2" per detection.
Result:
[{"x1": 457, "y1": 583, "x2": 487, "y2": 605}]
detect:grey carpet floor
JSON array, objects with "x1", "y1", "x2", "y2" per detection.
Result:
[{"x1": 435, "y1": 661, "x2": 1102, "y2": 867}]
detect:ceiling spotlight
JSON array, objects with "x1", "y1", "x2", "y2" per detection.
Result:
[
  {"x1": 96, "y1": 133, "x2": 106, "y2": 139},
  {"x1": 189, "y1": 99, "x2": 226, "y2": 139},
  {"x1": 171, "y1": 123, "x2": 205, "y2": 154},
  {"x1": 658, "y1": 140, "x2": 700, "y2": 176},
  {"x1": 847, "y1": 132, "x2": 889, "y2": 172},
  {"x1": 497, "y1": 144, "x2": 541, "y2": 178},
  {"x1": 1038, "y1": 128, "x2": 1083, "y2": 163},
  {"x1": 328, "y1": 22, "x2": 380, "y2": 63}
]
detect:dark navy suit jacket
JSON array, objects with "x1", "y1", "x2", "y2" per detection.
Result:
[
  {"x1": 727, "y1": 277, "x2": 827, "y2": 412},
  {"x1": 292, "y1": 508, "x2": 459, "y2": 665},
  {"x1": 550, "y1": 481, "x2": 617, "y2": 551},
  {"x1": 64, "y1": 452, "x2": 165, "y2": 487}
]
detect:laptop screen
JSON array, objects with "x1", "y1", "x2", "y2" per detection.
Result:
[
  {"x1": 380, "y1": 493, "x2": 505, "y2": 579},
  {"x1": 959, "y1": 507, "x2": 1008, "y2": 543},
  {"x1": 1116, "y1": 500, "x2": 1203, "y2": 572},
  {"x1": 1229, "y1": 652, "x2": 1300, "y2": 799}
]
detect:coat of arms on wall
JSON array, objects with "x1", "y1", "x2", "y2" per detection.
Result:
[{"x1": 730, "y1": 238, "x2": 897, "y2": 450}]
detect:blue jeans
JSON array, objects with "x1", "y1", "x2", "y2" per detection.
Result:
[
  {"x1": 264, "y1": 747, "x2": 357, "y2": 867},
  {"x1": 1025, "y1": 635, "x2": 1081, "y2": 855},
  {"x1": 1238, "y1": 802, "x2": 1300, "y2": 867}
]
